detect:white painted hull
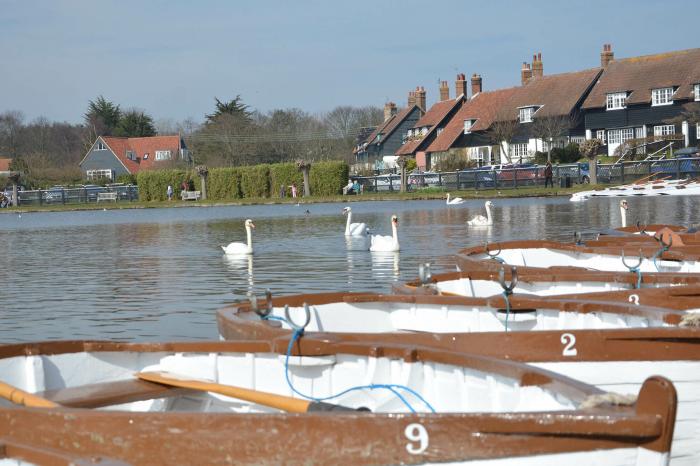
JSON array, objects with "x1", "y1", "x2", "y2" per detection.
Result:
[
  {"x1": 571, "y1": 180, "x2": 700, "y2": 201},
  {"x1": 470, "y1": 248, "x2": 700, "y2": 273},
  {"x1": 533, "y1": 360, "x2": 700, "y2": 466},
  {"x1": 436, "y1": 448, "x2": 667, "y2": 466}
]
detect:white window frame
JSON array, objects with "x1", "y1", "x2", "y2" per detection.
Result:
[
  {"x1": 519, "y1": 107, "x2": 534, "y2": 123},
  {"x1": 510, "y1": 143, "x2": 529, "y2": 160},
  {"x1": 421, "y1": 127, "x2": 428, "y2": 136},
  {"x1": 653, "y1": 125, "x2": 675, "y2": 137},
  {"x1": 96, "y1": 141, "x2": 106, "y2": 151},
  {"x1": 651, "y1": 87, "x2": 674, "y2": 106},
  {"x1": 607, "y1": 128, "x2": 634, "y2": 145},
  {"x1": 606, "y1": 92, "x2": 627, "y2": 110},
  {"x1": 463, "y1": 119, "x2": 474, "y2": 134},
  {"x1": 155, "y1": 150, "x2": 172, "y2": 161},
  {"x1": 596, "y1": 130, "x2": 606, "y2": 143},
  {"x1": 694, "y1": 84, "x2": 700, "y2": 101},
  {"x1": 86, "y1": 169, "x2": 114, "y2": 181},
  {"x1": 436, "y1": 127, "x2": 443, "y2": 137}
]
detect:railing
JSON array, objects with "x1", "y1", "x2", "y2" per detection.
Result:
[
  {"x1": 355, "y1": 159, "x2": 700, "y2": 193},
  {"x1": 6, "y1": 185, "x2": 139, "y2": 207}
]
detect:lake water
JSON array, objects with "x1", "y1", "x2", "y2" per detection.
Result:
[{"x1": 1, "y1": 195, "x2": 698, "y2": 342}]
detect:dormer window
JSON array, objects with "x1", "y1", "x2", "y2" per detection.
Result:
[
  {"x1": 463, "y1": 119, "x2": 476, "y2": 134},
  {"x1": 694, "y1": 84, "x2": 700, "y2": 101},
  {"x1": 606, "y1": 92, "x2": 627, "y2": 110},
  {"x1": 126, "y1": 150, "x2": 135, "y2": 160},
  {"x1": 96, "y1": 141, "x2": 106, "y2": 151},
  {"x1": 155, "y1": 150, "x2": 171, "y2": 161},
  {"x1": 651, "y1": 87, "x2": 674, "y2": 106},
  {"x1": 420, "y1": 127, "x2": 428, "y2": 136},
  {"x1": 519, "y1": 107, "x2": 535, "y2": 123},
  {"x1": 143, "y1": 153, "x2": 149, "y2": 160}
]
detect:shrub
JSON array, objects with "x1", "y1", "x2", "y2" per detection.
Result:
[
  {"x1": 310, "y1": 161, "x2": 349, "y2": 196},
  {"x1": 207, "y1": 167, "x2": 242, "y2": 200},
  {"x1": 433, "y1": 154, "x2": 475, "y2": 172},
  {"x1": 116, "y1": 173, "x2": 137, "y2": 185},
  {"x1": 270, "y1": 163, "x2": 303, "y2": 197},
  {"x1": 240, "y1": 164, "x2": 270, "y2": 198},
  {"x1": 405, "y1": 158, "x2": 417, "y2": 172},
  {"x1": 137, "y1": 169, "x2": 188, "y2": 201}
]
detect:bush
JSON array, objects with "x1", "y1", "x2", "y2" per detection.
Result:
[
  {"x1": 433, "y1": 154, "x2": 475, "y2": 172},
  {"x1": 240, "y1": 164, "x2": 270, "y2": 198},
  {"x1": 116, "y1": 173, "x2": 137, "y2": 185},
  {"x1": 405, "y1": 158, "x2": 417, "y2": 172},
  {"x1": 270, "y1": 163, "x2": 303, "y2": 197},
  {"x1": 207, "y1": 167, "x2": 242, "y2": 200},
  {"x1": 310, "y1": 161, "x2": 349, "y2": 196},
  {"x1": 137, "y1": 169, "x2": 188, "y2": 201}
]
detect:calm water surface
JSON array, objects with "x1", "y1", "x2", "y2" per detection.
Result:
[{"x1": 1, "y1": 196, "x2": 698, "y2": 342}]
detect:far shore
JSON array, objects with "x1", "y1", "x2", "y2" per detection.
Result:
[{"x1": 0, "y1": 184, "x2": 598, "y2": 214}]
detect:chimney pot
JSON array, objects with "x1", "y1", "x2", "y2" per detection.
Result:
[
  {"x1": 455, "y1": 73, "x2": 467, "y2": 98},
  {"x1": 471, "y1": 73, "x2": 482, "y2": 96},
  {"x1": 600, "y1": 43, "x2": 614, "y2": 67}
]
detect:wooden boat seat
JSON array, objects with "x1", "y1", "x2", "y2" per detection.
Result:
[{"x1": 37, "y1": 379, "x2": 195, "y2": 409}]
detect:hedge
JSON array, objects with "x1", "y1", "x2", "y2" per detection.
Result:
[
  {"x1": 269, "y1": 163, "x2": 304, "y2": 197},
  {"x1": 207, "y1": 167, "x2": 242, "y2": 200},
  {"x1": 240, "y1": 164, "x2": 270, "y2": 198},
  {"x1": 137, "y1": 169, "x2": 188, "y2": 201},
  {"x1": 310, "y1": 161, "x2": 349, "y2": 196}
]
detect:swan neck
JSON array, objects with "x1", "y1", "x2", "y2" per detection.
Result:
[
  {"x1": 486, "y1": 203, "x2": 492, "y2": 221},
  {"x1": 391, "y1": 221, "x2": 398, "y2": 242},
  {"x1": 345, "y1": 211, "x2": 352, "y2": 234},
  {"x1": 621, "y1": 206, "x2": 627, "y2": 228},
  {"x1": 246, "y1": 225, "x2": 253, "y2": 250}
]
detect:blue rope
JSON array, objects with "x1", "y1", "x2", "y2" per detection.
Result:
[
  {"x1": 651, "y1": 244, "x2": 670, "y2": 272},
  {"x1": 502, "y1": 290, "x2": 512, "y2": 332},
  {"x1": 261, "y1": 314, "x2": 286, "y2": 322},
  {"x1": 284, "y1": 329, "x2": 436, "y2": 413}
]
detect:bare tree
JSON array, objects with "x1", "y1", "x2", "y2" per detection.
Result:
[
  {"x1": 488, "y1": 119, "x2": 519, "y2": 163},
  {"x1": 580, "y1": 139, "x2": 602, "y2": 184},
  {"x1": 530, "y1": 114, "x2": 574, "y2": 162}
]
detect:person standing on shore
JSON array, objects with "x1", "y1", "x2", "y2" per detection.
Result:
[
  {"x1": 544, "y1": 161, "x2": 553, "y2": 188},
  {"x1": 167, "y1": 185, "x2": 173, "y2": 201},
  {"x1": 290, "y1": 182, "x2": 298, "y2": 198}
]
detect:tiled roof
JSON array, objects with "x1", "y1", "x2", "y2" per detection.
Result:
[
  {"x1": 396, "y1": 98, "x2": 464, "y2": 155},
  {"x1": 501, "y1": 68, "x2": 602, "y2": 120},
  {"x1": 426, "y1": 88, "x2": 518, "y2": 153},
  {"x1": 101, "y1": 135, "x2": 182, "y2": 173},
  {"x1": 366, "y1": 105, "x2": 419, "y2": 148},
  {"x1": 582, "y1": 48, "x2": 700, "y2": 108},
  {"x1": 0, "y1": 158, "x2": 11, "y2": 172}
]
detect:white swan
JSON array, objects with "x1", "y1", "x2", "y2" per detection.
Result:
[
  {"x1": 446, "y1": 193, "x2": 465, "y2": 205},
  {"x1": 620, "y1": 199, "x2": 628, "y2": 228},
  {"x1": 221, "y1": 219, "x2": 255, "y2": 255},
  {"x1": 369, "y1": 215, "x2": 400, "y2": 252},
  {"x1": 467, "y1": 200, "x2": 494, "y2": 226},
  {"x1": 342, "y1": 207, "x2": 368, "y2": 236}
]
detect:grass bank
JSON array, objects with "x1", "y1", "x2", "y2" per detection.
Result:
[{"x1": 0, "y1": 183, "x2": 600, "y2": 214}]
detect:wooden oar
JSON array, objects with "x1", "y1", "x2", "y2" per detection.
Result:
[
  {"x1": 0, "y1": 381, "x2": 59, "y2": 408},
  {"x1": 136, "y1": 371, "x2": 368, "y2": 413}
]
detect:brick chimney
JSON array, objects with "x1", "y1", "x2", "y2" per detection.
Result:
[
  {"x1": 408, "y1": 90, "x2": 416, "y2": 108},
  {"x1": 383, "y1": 102, "x2": 397, "y2": 121},
  {"x1": 455, "y1": 73, "x2": 467, "y2": 98},
  {"x1": 439, "y1": 80, "x2": 450, "y2": 101},
  {"x1": 521, "y1": 62, "x2": 532, "y2": 85},
  {"x1": 415, "y1": 86, "x2": 426, "y2": 112},
  {"x1": 531, "y1": 52, "x2": 543, "y2": 78},
  {"x1": 600, "y1": 43, "x2": 614, "y2": 67},
  {"x1": 471, "y1": 73, "x2": 482, "y2": 96}
]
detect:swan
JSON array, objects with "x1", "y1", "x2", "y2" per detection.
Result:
[
  {"x1": 369, "y1": 215, "x2": 400, "y2": 252},
  {"x1": 620, "y1": 199, "x2": 628, "y2": 228},
  {"x1": 343, "y1": 207, "x2": 368, "y2": 236},
  {"x1": 467, "y1": 200, "x2": 494, "y2": 226},
  {"x1": 221, "y1": 219, "x2": 255, "y2": 255},
  {"x1": 446, "y1": 193, "x2": 465, "y2": 205}
]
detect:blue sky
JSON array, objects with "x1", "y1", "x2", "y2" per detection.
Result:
[{"x1": 1, "y1": 0, "x2": 698, "y2": 124}]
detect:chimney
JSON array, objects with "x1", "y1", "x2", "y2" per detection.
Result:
[
  {"x1": 531, "y1": 52, "x2": 543, "y2": 78},
  {"x1": 408, "y1": 90, "x2": 416, "y2": 108},
  {"x1": 600, "y1": 43, "x2": 614, "y2": 68},
  {"x1": 439, "y1": 80, "x2": 450, "y2": 101},
  {"x1": 383, "y1": 102, "x2": 397, "y2": 121},
  {"x1": 455, "y1": 73, "x2": 467, "y2": 98},
  {"x1": 415, "y1": 86, "x2": 426, "y2": 112},
  {"x1": 521, "y1": 62, "x2": 532, "y2": 85},
  {"x1": 471, "y1": 73, "x2": 482, "y2": 96}
]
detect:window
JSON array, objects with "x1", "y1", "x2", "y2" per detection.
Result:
[
  {"x1": 606, "y1": 92, "x2": 627, "y2": 110},
  {"x1": 570, "y1": 136, "x2": 585, "y2": 144},
  {"x1": 126, "y1": 150, "x2": 135, "y2": 160},
  {"x1": 463, "y1": 119, "x2": 475, "y2": 134},
  {"x1": 143, "y1": 153, "x2": 149, "y2": 160},
  {"x1": 155, "y1": 150, "x2": 172, "y2": 161},
  {"x1": 653, "y1": 125, "x2": 675, "y2": 137},
  {"x1": 510, "y1": 143, "x2": 529, "y2": 160},
  {"x1": 436, "y1": 127, "x2": 443, "y2": 137},
  {"x1": 607, "y1": 128, "x2": 634, "y2": 145},
  {"x1": 86, "y1": 169, "x2": 114, "y2": 181},
  {"x1": 96, "y1": 141, "x2": 106, "y2": 151},
  {"x1": 596, "y1": 130, "x2": 606, "y2": 143},
  {"x1": 651, "y1": 87, "x2": 674, "y2": 106},
  {"x1": 519, "y1": 107, "x2": 534, "y2": 123},
  {"x1": 694, "y1": 84, "x2": 700, "y2": 101},
  {"x1": 421, "y1": 127, "x2": 428, "y2": 136}
]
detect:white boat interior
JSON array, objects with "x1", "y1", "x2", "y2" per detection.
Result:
[
  {"x1": 0, "y1": 350, "x2": 576, "y2": 414},
  {"x1": 433, "y1": 277, "x2": 650, "y2": 297}
]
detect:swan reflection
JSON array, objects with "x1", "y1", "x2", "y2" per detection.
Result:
[
  {"x1": 370, "y1": 251, "x2": 400, "y2": 281},
  {"x1": 223, "y1": 254, "x2": 254, "y2": 295}
]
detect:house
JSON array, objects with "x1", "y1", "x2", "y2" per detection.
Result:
[
  {"x1": 582, "y1": 45, "x2": 700, "y2": 156},
  {"x1": 395, "y1": 75, "x2": 468, "y2": 170},
  {"x1": 425, "y1": 86, "x2": 518, "y2": 168},
  {"x1": 0, "y1": 158, "x2": 11, "y2": 177},
  {"x1": 79, "y1": 135, "x2": 190, "y2": 181},
  {"x1": 353, "y1": 90, "x2": 423, "y2": 172}
]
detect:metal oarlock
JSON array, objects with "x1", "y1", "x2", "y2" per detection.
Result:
[
  {"x1": 284, "y1": 303, "x2": 311, "y2": 331},
  {"x1": 485, "y1": 243, "x2": 502, "y2": 259},
  {"x1": 636, "y1": 221, "x2": 648, "y2": 235},
  {"x1": 498, "y1": 265, "x2": 518, "y2": 294},
  {"x1": 419, "y1": 263, "x2": 432, "y2": 285},
  {"x1": 574, "y1": 231, "x2": 584, "y2": 246},
  {"x1": 252, "y1": 289, "x2": 273, "y2": 318},
  {"x1": 621, "y1": 249, "x2": 643, "y2": 271}
]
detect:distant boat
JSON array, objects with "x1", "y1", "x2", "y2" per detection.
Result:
[{"x1": 0, "y1": 339, "x2": 677, "y2": 465}]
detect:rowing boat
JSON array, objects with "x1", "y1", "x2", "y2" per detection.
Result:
[{"x1": 0, "y1": 339, "x2": 676, "y2": 465}]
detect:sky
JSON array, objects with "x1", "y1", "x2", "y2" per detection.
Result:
[{"x1": 1, "y1": 0, "x2": 698, "y2": 125}]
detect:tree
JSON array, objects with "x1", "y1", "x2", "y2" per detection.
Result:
[
  {"x1": 114, "y1": 109, "x2": 157, "y2": 137},
  {"x1": 530, "y1": 115, "x2": 574, "y2": 163},
  {"x1": 84, "y1": 96, "x2": 121, "y2": 136},
  {"x1": 205, "y1": 96, "x2": 252, "y2": 125},
  {"x1": 296, "y1": 159, "x2": 311, "y2": 196},
  {"x1": 488, "y1": 119, "x2": 519, "y2": 163},
  {"x1": 196, "y1": 165, "x2": 209, "y2": 200},
  {"x1": 0, "y1": 111, "x2": 25, "y2": 158},
  {"x1": 580, "y1": 139, "x2": 602, "y2": 184}
]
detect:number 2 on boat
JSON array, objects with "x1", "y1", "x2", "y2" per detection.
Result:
[
  {"x1": 561, "y1": 333, "x2": 577, "y2": 357},
  {"x1": 628, "y1": 294, "x2": 640, "y2": 305},
  {"x1": 405, "y1": 423, "x2": 429, "y2": 455}
]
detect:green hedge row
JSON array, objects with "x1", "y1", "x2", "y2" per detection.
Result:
[{"x1": 135, "y1": 161, "x2": 348, "y2": 201}]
